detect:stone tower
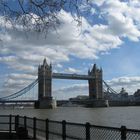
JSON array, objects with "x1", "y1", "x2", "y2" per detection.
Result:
[
  {"x1": 35, "y1": 58, "x2": 53, "y2": 108},
  {"x1": 38, "y1": 58, "x2": 52, "y2": 99},
  {"x1": 88, "y1": 64, "x2": 103, "y2": 99}
]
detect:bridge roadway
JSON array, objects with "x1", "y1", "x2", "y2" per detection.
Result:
[{"x1": 52, "y1": 73, "x2": 94, "y2": 80}]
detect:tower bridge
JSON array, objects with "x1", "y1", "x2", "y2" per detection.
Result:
[
  {"x1": 36, "y1": 58, "x2": 104, "y2": 108},
  {"x1": 0, "y1": 59, "x2": 115, "y2": 108}
]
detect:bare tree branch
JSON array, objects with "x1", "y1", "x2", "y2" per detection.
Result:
[{"x1": 0, "y1": 0, "x2": 89, "y2": 34}]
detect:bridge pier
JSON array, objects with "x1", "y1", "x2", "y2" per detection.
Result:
[{"x1": 35, "y1": 97, "x2": 56, "y2": 109}]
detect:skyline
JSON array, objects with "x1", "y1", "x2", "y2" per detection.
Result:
[{"x1": 1, "y1": 0, "x2": 140, "y2": 99}]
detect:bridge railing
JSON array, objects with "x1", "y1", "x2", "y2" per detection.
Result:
[
  {"x1": 0, "y1": 115, "x2": 15, "y2": 132},
  {"x1": 0, "y1": 115, "x2": 140, "y2": 139}
]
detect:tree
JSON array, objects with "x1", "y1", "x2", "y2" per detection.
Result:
[{"x1": 0, "y1": 0, "x2": 89, "y2": 33}]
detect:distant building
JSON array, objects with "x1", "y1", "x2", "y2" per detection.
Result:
[
  {"x1": 69, "y1": 95, "x2": 89, "y2": 101},
  {"x1": 104, "y1": 92, "x2": 119, "y2": 100},
  {"x1": 134, "y1": 89, "x2": 140, "y2": 100},
  {"x1": 119, "y1": 87, "x2": 128, "y2": 98},
  {"x1": 104, "y1": 87, "x2": 129, "y2": 101}
]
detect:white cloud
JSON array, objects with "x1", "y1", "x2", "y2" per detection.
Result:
[
  {"x1": 108, "y1": 76, "x2": 140, "y2": 86},
  {"x1": 8, "y1": 73, "x2": 36, "y2": 81},
  {"x1": 53, "y1": 84, "x2": 88, "y2": 100},
  {"x1": 64, "y1": 67, "x2": 81, "y2": 73},
  {"x1": 107, "y1": 12, "x2": 140, "y2": 41},
  {"x1": 106, "y1": 76, "x2": 140, "y2": 94},
  {"x1": 0, "y1": 9, "x2": 124, "y2": 70},
  {"x1": 90, "y1": 0, "x2": 105, "y2": 6},
  {"x1": 93, "y1": 0, "x2": 140, "y2": 41},
  {"x1": 56, "y1": 64, "x2": 63, "y2": 68},
  {"x1": 0, "y1": 72, "x2": 38, "y2": 98},
  {"x1": 0, "y1": 56, "x2": 17, "y2": 62},
  {"x1": 3, "y1": 73, "x2": 36, "y2": 88}
]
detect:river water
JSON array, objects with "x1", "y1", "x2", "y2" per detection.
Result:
[{"x1": 0, "y1": 106, "x2": 140, "y2": 129}]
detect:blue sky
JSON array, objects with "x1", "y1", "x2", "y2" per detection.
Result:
[{"x1": 1, "y1": 0, "x2": 140, "y2": 99}]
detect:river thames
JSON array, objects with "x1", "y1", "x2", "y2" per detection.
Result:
[{"x1": 0, "y1": 106, "x2": 140, "y2": 129}]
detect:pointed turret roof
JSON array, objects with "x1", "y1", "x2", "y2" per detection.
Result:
[
  {"x1": 43, "y1": 58, "x2": 47, "y2": 65},
  {"x1": 38, "y1": 64, "x2": 41, "y2": 69},
  {"x1": 92, "y1": 64, "x2": 97, "y2": 72}
]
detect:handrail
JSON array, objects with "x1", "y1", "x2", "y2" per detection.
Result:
[{"x1": 0, "y1": 115, "x2": 139, "y2": 140}]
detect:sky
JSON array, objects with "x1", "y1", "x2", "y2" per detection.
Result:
[{"x1": 1, "y1": 0, "x2": 140, "y2": 99}]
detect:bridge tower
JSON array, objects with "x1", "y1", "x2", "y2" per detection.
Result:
[
  {"x1": 88, "y1": 64, "x2": 103, "y2": 99},
  {"x1": 35, "y1": 58, "x2": 54, "y2": 108}
]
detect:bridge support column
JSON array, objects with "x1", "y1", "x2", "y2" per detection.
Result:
[
  {"x1": 88, "y1": 64, "x2": 107, "y2": 107},
  {"x1": 35, "y1": 59, "x2": 56, "y2": 109},
  {"x1": 88, "y1": 64, "x2": 103, "y2": 99},
  {"x1": 35, "y1": 97, "x2": 56, "y2": 109}
]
